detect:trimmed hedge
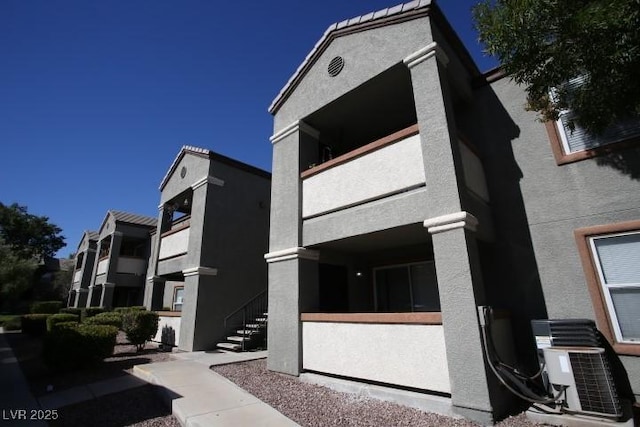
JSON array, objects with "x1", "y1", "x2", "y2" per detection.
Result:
[
  {"x1": 60, "y1": 307, "x2": 83, "y2": 316},
  {"x1": 43, "y1": 324, "x2": 118, "y2": 372},
  {"x1": 84, "y1": 312, "x2": 122, "y2": 329},
  {"x1": 21, "y1": 314, "x2": 51, "y2": 336},
  {"x1": 0, "y1": 315, "x2": 21, "y2": 331},
  {"x1": 81, "y1": 307, "x2": 106, "y2": 322},
  {"x1": 114, "y1": 306, "x2": 146, "y2": 313},
  {"x1": 47, "y1": 313, "x2": 79, "y2": 332},
  {"x1": 122, "y1": 310, "x2": 158, "y2": 351},
  {"x1": 30, "y1": 301, "x2": 63, "y2": 314}
]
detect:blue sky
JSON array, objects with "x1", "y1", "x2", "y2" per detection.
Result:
[{"x1": 0, "y1": 1, "x2": 498, "y2": 258}]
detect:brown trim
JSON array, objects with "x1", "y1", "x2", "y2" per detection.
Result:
[
  {"x1": 301, "y1": 124, "x2": 419, "y2": 179},
  {"x1": 171, "y1": 214, "x2": 191, "y2": 227},
  {"x1": 158, "y1": 252, "x2": 187, "y2": 262},
  {"x1": 155, "y1": 311, "x2": 182, "y2": 318},
  {"x1": 160, "y1": 222, "x2": 190, "y2": 238},
  {"x1": 300, "y1": 312, "x2": 442, "y2": 325},
  {"x1": 546, "y1": 121, "x2": 640, "y2": 166},
  {"x1": 574, "y1": 220, "x2": 640, "y2": 356}
]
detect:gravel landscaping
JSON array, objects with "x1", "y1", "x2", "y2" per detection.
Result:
[{"x1": 212, "y1": 359, "x2": 546, "y2": 427}]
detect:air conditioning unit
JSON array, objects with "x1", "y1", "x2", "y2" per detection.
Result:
[{"x1": 543, "y1": 346, "x2": 622, "y2": 419}]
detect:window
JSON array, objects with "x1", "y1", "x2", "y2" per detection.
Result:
[
  {"x1": 373, "y1": 262, "x2": 440, "y2": 312},
  {"x1": 575, "y1": 221, "x2": 640, "y2": 355},
  {"x1": 172, "y1": 287, "x2": 184, "y2": 312},
  {"x1": 547, "y1": 77, "x2": 640, "y2": 164}
]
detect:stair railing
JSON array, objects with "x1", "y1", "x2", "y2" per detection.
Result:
[{"x1": 223, "y1": 289, "x2": 267, "y2": 351}]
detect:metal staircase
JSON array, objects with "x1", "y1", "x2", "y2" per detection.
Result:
[{"x1": 216, "y1": 290, "x2": 267, "y2": 352}]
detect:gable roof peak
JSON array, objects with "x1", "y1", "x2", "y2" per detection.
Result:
[
  {"x1": 268, "y1": 0, "x2": 432, "y2": 114},
  {"x1": 159, "y1": 145, "x2": 211, "y2": 191}
]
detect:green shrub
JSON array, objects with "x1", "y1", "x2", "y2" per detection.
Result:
[
  {"x1": 79, "y1": 324, "x2": 118, "y2": 360},
  {"x1": 42, "y1": 324, "x2": 117, "y2": 372},
  {"x1": 30, "y1": 301, "x2": 63, "y2": 314},
  {"x1": 0, "y1": 315, "x2": 21, "y2": 331},
  {"x1": 50, "y1": 321, "x2": 79, "y2": 332},
  {"x1": 60, "y1": 307, "x2": 83, "y2": 316},
  {"x1": 82, "y1": 307, "x2": 105, "y2": 322},
  {"x1": 114, "y1": 306, "x2": 146, "y2": 313},
  {"x1": 21, "y1": 314, "x2": 51, "y2": 336},
  {"x1": 83, "y1": 312, "x2": 122, "y2": 329},
  {"x1": 122, "y1": 310, "x2": 158, "y2": 351},
  {"x1": 47, "y1": 313, "x2": 79, "y2": 332}
]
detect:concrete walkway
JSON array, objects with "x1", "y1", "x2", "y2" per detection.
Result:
[
  {"x1": 0, "y1": 327, "x2": 45, "y2": 426},
  {"x1": 133, "y1": 350, "x2": 299, "y2": 427},
  {"x1": 1, "y1": 327, "x2": 149, "y2": 417}
]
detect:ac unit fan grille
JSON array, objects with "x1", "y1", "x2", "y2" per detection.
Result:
[{"x1": 569, "y1": 351, "x2": 622, "y2": 417}]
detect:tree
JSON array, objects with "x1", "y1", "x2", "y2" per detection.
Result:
[
  {"x1": 473, "y1": 0, "x2": 640, "y2": 134},
  {"x1": 0, "y1": 239, "x2": 37, "y2": 310},
  {"x1": 0, "y1": 203, "x2": 65, "y2": 261}
]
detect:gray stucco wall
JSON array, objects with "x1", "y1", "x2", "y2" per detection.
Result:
[
  {"x1": 161, "y1": 154, "x2": 210, "y2": 204},
  {"x1": 482, "y1": 77, "x2": 640, "y2": 398},
  {"x1": 187, "y1": 159, "x2": 270, "y2": 349},
  {"x1": 273, "y1": 17, "x2": 432, "y2": 130}
]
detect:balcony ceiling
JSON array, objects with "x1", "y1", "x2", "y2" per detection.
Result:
[{"x1": 312, "y1": 223, "x2": 430, "y2": 253}]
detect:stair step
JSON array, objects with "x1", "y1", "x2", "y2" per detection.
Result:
[
  {"x1": 245, "y1": 323, "x2": 263, "y2": 329},
  {"x1": 216, "y1": 342, "x2": 241, "y2": 351},
  {"x1": 227, "y1": 336, "x2": 250, "y2": 343},
  {"x1": 255, "y1": 317, "x2": 267, "y2": 323},
  {"x1": 237, "y1": 329, "x2": 259, "y2": 336}
]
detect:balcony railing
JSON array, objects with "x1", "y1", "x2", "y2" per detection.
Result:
[
  {"x1": 159, "y1": 225, "x2": 190, "y2": 260},
  {"x1": 96, "y1": 258, "x2": 109, "y2": 276},
  {"x1": 116, "y1": 256, "x2": 146, "y2": 275},
  {"x1": 301, "y1": 312, "x2": 450, "y2": 393},
  {"x1": 301, "y1": 125, "x2": 425, "y2": 218}
]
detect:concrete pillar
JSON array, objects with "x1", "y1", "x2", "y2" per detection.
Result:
[
  {"x1": 265, "y1": 249, "x2": 319, "y2": 375},
  {"x1": 75, "y1": 288, "x2": 89, "y2": 308},
  {"x1": 178, "y1": 267, "x2": 219, "y2": 351},
  {"x1": 406, "y1": 43, "x2": 504, "y2": 423},
  {"x1": 424, "y1": 213, "x2": 498, "y2": 423},
  {"x1": 144, "y1": 278, "x2": 165, "y2": 310},
  {"x1": 106, "y1": 232, "x2": 123, "y2": 284},
  {"x1": 100, "y1": 283, "x2": 115, "y2": 309},
  {"x1": 87, "y1": 285, "x2": 101, "y2": 307},
  {"x1": 265, "y1": 121, "x2": 320, "y2": 376}
]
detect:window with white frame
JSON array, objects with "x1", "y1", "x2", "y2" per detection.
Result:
[
  {"x1": 554, "y1": 77, "x2": 640, "y2": 155},
  {"x1": 173, "y1": 287, "x2": 184, "y2": 312},
  {"x1": 589, "y1": 231, "x2": 640, "y2": 343},
  {"x1": 373, "y1": 261, "x2": 440, "y2": 312}
]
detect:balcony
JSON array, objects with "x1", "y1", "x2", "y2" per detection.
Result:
[
  {"x1": 159, "y1": 222, "x2": 190, "y2": 261},
  {"x1": 301, "y1": 125, "x2": 490, "y2": 220},
  {"x1": 117, "y1": 256, "x2": 146, "y2": 275},
  {"x1": 97, "y1": 258, "x2": 109, "y2": 276},
  {"x1": 301, "y1": 313, "x2": 450, "y2": 393},
  {"x1": 301, "y1": 125, "x2": 424, "y2": 218}
]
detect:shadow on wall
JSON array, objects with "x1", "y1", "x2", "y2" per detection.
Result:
[
  {"x1": 460, "y1": 83, "x2": 548, "y2": 375},
  {"x1": 596, "y1": 145, "x2": 640, "y2": 181}
]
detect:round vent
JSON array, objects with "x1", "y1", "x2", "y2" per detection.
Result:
[
  {"x1": 180, "y1": 166, "x2": 187, "y2": 179},
  {"x1": 328, "y1": 56, "x2": 345, "y2": 77}
]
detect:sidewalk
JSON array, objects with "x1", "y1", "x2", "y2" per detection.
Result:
[
  {"x1": 0, "y1": 327, "x2": 45, "y2": 426},
  {"x1": 133, "y1": 350, "x2": 299, "y2": 426}
]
